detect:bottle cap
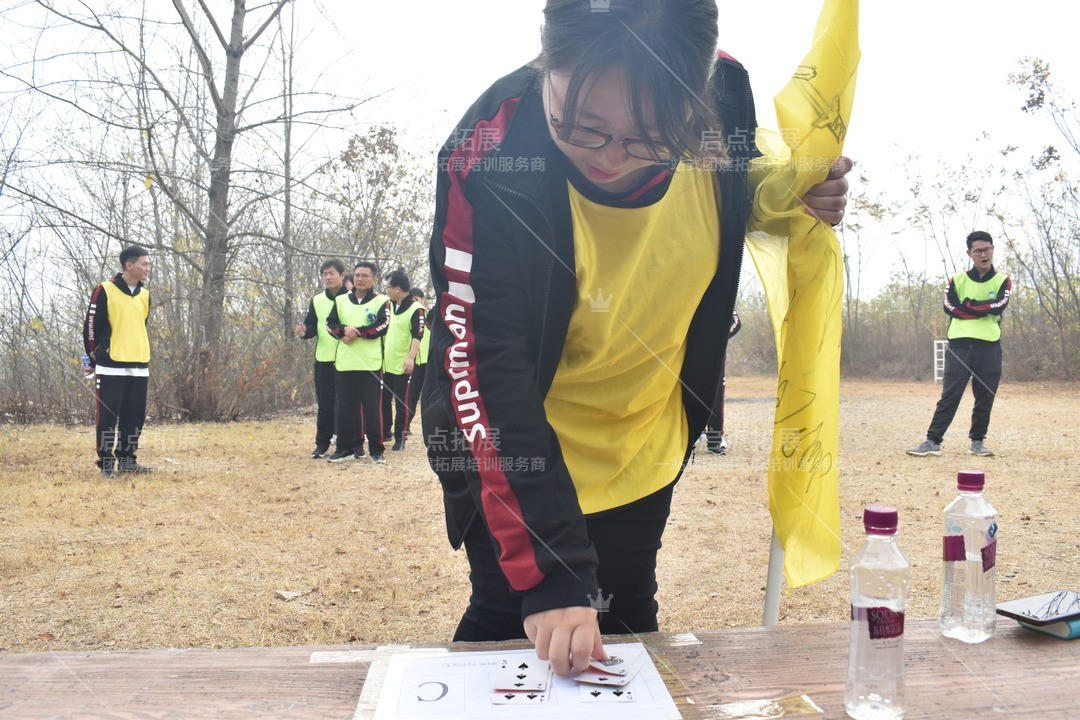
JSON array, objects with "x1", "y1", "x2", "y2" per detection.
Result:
[
  {"x1": 864, "y1": 505, "x2": 898, "y2": 535},
  {"x1": 957, "y1": 470, "x2": 985, "y2": 491}
]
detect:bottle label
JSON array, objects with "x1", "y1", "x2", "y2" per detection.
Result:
[
  {"x1": 943, "y1": 535, "x2": 965, "y2": 561},
  {"x1": 851, "y1": 606, "x2": 905, "y2": 640},
  {"x1": 942, "y1": 535, "x2": 997, "y2": 571},
  {"x1": 982, "y1": 538, "x2": 997, "y2": 572}
]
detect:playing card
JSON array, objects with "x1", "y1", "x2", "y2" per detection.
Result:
[
  {"x1": 580, "y1": 650, "x2": 647, "y2": 685},
  {"x1": 575, "y1": 667, "x2": 635, "y2": 687},
  {"x1": 491, "y1": 658, "x2": 551, "y2": 691},
  {"x1": 579, "y1": 682, "x2": 636, "y2": 702},
  {"x1": 490, "y1": 688, "x2": 548, "y2": 705},
  {"x1": 588, "y1": 648, "x2": 645, "y2": 676}
]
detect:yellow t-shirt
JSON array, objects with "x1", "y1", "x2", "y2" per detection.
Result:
[{"x1": 544, "y1": 165, "x2": 720, "y2": 514}]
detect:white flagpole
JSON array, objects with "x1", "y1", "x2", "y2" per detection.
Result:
[{"x1": 763, "y1": 528, "x2": 784, "y2": 626}]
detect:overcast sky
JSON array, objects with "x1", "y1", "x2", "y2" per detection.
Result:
[
  {"x1": 304, "y1": 0, "x2": 1078, "y2": 294},
  {"x1": 320, "y1": 0, "x2": 1078, "y2": 164},
  {"x1": 4, "y1": 1, "x2": 1076, "y2": 294}
]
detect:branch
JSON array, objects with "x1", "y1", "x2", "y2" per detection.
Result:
[
  {"x1": 170, "y1": 0, "x2": 223, "y2": 112},
  {"x1": 193, "y1": 0, "x2": 229, "y2": 50},
  {"x1": 242, "y1": 0, "x2": 291, "y2": 53},
  {"x1": 6, "y1": 181, "x2": 204, "y2": 275}
]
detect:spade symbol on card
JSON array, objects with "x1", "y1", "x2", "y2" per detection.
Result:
[
  {"x1": 580, "y1": 681, "x2": 637, "y2": 702},
  {"x1": 493, "y1": 658, "x2": 551, "y2": 692}
]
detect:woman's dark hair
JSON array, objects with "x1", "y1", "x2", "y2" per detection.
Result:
[{"x1": 537, "y1": 0, "x2": 722, "y2": 160}]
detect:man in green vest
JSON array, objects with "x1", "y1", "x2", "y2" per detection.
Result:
[
  {"x1": 326, "y1": 261, "x2": 391, "y2": 463},
  {"x1": 294, "y1": 259, "x2": 348, "y2": 459},
  {"x1": 404, "y1": 287, "x2": 430, "y2": 439},
  {"x1": 83, "y1": 245, "x2": 153, "y2": 477},
  {"x1": 908, "y1": 231, "x2": 1012, "y2": 457},
  {"x1": 381, "y1": 269, "x2": 426, "y2": 451}
]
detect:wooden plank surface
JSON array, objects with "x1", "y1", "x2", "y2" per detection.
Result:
[
  {"x1": 681, "y1": 619, "x2": 1080, "y2": 718},
  {"x1": 0, "y1": 644, "x2": 369, "y2": 719},
  {"x1": 0, "y1": 619, "x2": 1077, "y2": 719}
]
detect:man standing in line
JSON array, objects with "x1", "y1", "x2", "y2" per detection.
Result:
[
  {"x1": 404, "y1": 287, "x2": 430, "y2": 438},
  {"x1": 908, "y1": 231, "x2": 1012, "y2": 457},
  {"x1": 83, "y1": 245, "x2": 154, "y2": 477},
  {"x1": 295, "y1": 259, "x2": 348, "y2": 459},
  {"x1": 381, "y1": 269, "x2": 425, "y2": 451},
  {"x1": 327, "y1": 262, "x2": 390, "y2": 463}
]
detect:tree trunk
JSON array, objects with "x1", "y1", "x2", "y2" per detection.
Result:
[{"x1": 194, "y1": 1, "x2": 246, "y2": 419}]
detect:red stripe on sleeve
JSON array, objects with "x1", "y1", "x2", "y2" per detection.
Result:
[{"x1": 439, "y1": 96, "x2": 544, "y2": 590}]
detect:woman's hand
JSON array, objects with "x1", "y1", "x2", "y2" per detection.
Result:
[
  {"x1": 802, "y1": 156, "x2": 853, "y2": 225},
  {"x1": 524, "y1": 606, "x2": 608, "y2": 677}
]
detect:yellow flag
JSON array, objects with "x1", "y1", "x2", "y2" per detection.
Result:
[{"x1": 745, "y1": 0, "x2": 859, "y2": 588}]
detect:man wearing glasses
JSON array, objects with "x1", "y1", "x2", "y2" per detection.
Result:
[{"x1": 908, "y1": 231, "x2": 1012, "y2": 457}]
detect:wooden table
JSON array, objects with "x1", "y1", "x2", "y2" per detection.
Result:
[{"x1": 1, "y1": 619, "x2": 1077, "y2": 718}]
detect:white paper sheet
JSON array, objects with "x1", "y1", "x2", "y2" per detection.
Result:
[{"x1": 371, "y1": 642, "x2": 681, "y2": 719}]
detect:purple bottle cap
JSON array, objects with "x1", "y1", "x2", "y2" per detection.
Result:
[
  {"x1": 957, "y1": 470, "x2": 985, "y2": 491},
  {"x1": 864, "y1": 505, "x2": 898, "y2": 535}
]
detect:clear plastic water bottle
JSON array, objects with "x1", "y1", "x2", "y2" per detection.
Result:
[
  {"x1": 846, "y1": 505, "x2": 910, "y2": 720},
  {"x1": 939, "y1": 470, "x2": 998, "y2": 643}
]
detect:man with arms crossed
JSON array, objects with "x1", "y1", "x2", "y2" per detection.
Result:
[
  {"x1": 327, "y1": 262, "x2": 391, "y2": 463},
  {"x1": 908, "y1": 231, "x2": 1012, "y2": 457}
]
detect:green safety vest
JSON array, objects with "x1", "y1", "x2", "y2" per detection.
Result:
[
  {"x1": 383, "y1": 301, "x2": 421, "y2": 374},
  {"x1": 417, "y1": 313, "x2": 430, "y2": 366},
  {"x1": 312, "y1": 290, "x2": 341, "y2": 362},
  {"x1": 948, "y1": 271, "x2": 1008, "y2": 342},
  {"x1": 333, "y1": 293, "x2": 388, "y2": 372}
]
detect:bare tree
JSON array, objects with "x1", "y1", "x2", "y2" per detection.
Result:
[
  {"x1": 1, "y1": 0, "x2": 365, "y2": 418},
  {"x1": 999, "y1": 58, "x2": 1080, "y2": 377},
  {"x1": 320, "y1": 126, "x2": 434, "y2": 283}
]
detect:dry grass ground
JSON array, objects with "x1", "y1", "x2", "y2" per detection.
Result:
[{"x1": 2, "y1": 376, "x2": 1078, "y2": 654}]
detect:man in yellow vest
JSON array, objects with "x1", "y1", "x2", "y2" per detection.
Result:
[
  {"x1": 381, "y1": 269, "x2": 426, "y2": 451},
  {"x1": 326, "y1": 262, "x2": 391, "y2": 463},
  {"x1": 908, "y1": 231, "x2": 1012, "y2": 457},
  {"x1": 294, "y1": 259, "x2": 348, "y2": 459},
  {"x1": 83, "y1": 246, "x2": 153, "y2": 477},
  {"x1": 404, "y1": 287, "x2": 430, "y2": 438}
]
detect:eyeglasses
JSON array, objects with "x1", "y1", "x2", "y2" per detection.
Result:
[
  {"x1": 970, "y1": 247, "x2": 994, "y2": 256},
  {"x1": 548, "y1": 114, "x2": 675, "y2": 162}
]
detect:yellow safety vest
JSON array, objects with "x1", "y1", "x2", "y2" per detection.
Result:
[
  {"x1": 101, "y1": 281, "x2": 150, "y2": 363},
  {"x1": 333, "y1": 293, "x2": 388, "y2": 372},
  {"x1": 948, "y1": 272, "x2": 1008, "y2": 342},
  {"x1": 312, "y1": 290, "x2": 341, "y2": 362},
  {"x1": 383, "y1": 302, "x2": 421, "y2": 374}
]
